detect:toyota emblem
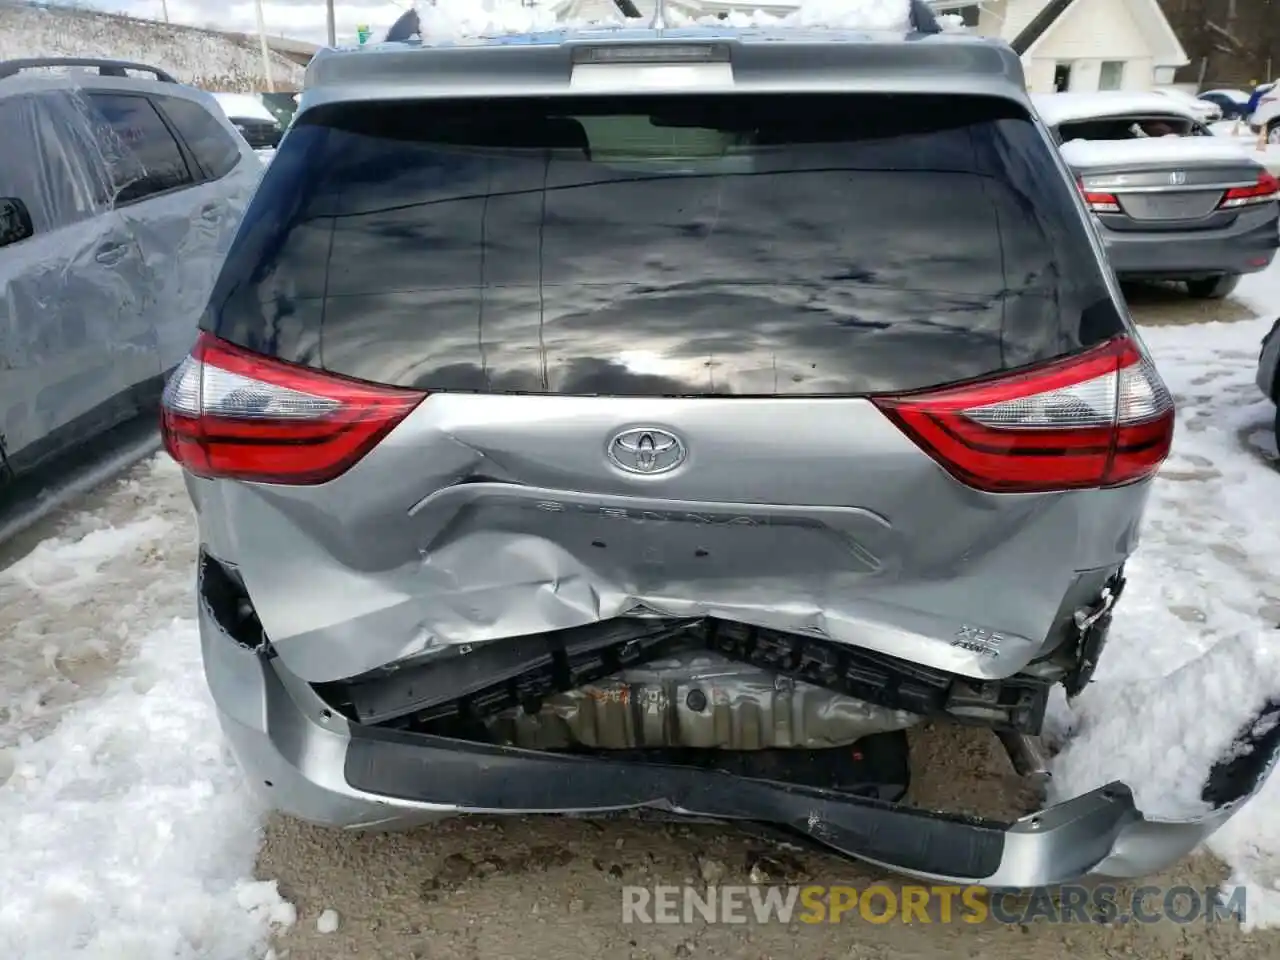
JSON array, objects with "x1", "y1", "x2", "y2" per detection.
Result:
[{"x1": 607, "y1": 428, "x2": 686, "y2": 475}]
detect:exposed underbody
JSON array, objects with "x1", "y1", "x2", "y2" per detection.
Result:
[{"x1": 201, "y1": 550, "x2": 1280, "y2": 886}]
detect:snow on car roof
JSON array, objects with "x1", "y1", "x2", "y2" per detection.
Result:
[
  {"x1": 1201, "y1": 88, "x2": 1251, "y2": 103},
  {"x1": 404, "y1": 0, "x2": 916, "y2": 43},
  {"x1": 1058, "y1": 135, "x2": 1264, "y2": 170},
  {"x1": 1031, "y1": 91, "x2": 1199, "y2": 128},
  {"x1": 210, "y1": 92, "x2": 276, "y2": 124}
]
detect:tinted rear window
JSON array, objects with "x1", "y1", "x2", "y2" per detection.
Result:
[
  {"x1": 204, "y1": 93, "x2": 1124, "y2": 396},
  {"x1": 1057, "y1": 114, "x2": 1206, "y2": 141},
  {"x1": 155, "y1": 95, "x2": 243, "y2": 180}
]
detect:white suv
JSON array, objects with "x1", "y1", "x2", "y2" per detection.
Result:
[{"x1": 1251, "y1": 81, "x2": 1279, "y2": 143}]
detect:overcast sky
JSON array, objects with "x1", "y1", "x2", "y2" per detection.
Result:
[{"x1": 102, "y1": 0, "x2": 412, "y2": 45}]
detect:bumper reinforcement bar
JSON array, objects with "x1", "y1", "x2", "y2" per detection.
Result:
[{"x1": 334, "y1": 617, "x2": 1051, "y2": 735}]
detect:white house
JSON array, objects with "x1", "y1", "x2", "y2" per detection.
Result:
[
  {"x1": 550, "y1": 0, "x2": 1190, "y2": 97},
  {"x1": 935, "y1": 0, "x2": 1189, "y2": 93}
]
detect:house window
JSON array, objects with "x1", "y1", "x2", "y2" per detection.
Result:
[
  {"x1": 1099, "y1": 61, "x2": 1126, "y2": 91},
  {"x1": 1054, "y1": 63, "x2": 1074, "y2": 92}
]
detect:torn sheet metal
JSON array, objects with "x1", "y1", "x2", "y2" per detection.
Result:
[
  {"x1": 483, "y1": 642, "x2": 919, "y2": 750},
  {"x1": 0, "y1": 71, "x2": 260, "y2": 475}
]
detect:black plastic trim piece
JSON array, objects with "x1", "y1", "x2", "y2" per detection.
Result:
[{"x1": 345, "y1": 723, "x2": 1006, "y2": 879}]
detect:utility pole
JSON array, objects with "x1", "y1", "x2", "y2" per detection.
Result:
[
  {"x1": 160, "y1": 0, "x2": 169, "y2": 22},
  {"x1": 326, "y1": 0, "x2": 336, "y2": 47},
  {"x1": 253, "y1": 0, "x2": 276, "y2": 92}
]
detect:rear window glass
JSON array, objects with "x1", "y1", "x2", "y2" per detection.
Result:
[
  {"x1": 205, "y1": 94, "x2": 1124, "y2": 396},
  {"x1": 155, "y1": 95, "x2": 242, "y2": 180},
  {"x1": 1057, "y1": 114, "x2": 1207, "y2": 141}
]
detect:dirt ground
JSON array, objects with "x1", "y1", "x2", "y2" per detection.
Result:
[
  {"x1": 259, "y1": 725, "x2": 1277, "y2": 960},
  {"x1": 1122, "y1": 281, "x2": 1258, "y2": 327}
]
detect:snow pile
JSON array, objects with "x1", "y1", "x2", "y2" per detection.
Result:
[
  {"x1": 1047, "y1": 263, "x2": 1280, "y2": 928},
  {"x1": 665, "y1": 0, "x2": 912, "y2": 31},
  {"x1": 0, "y1": 456, "x2": 290, "y2": 959},
  {"x1": 316, "y1": 909, "x2": 340, "y2": 934},
  {"x1": 1256, "y1": 144, "x2": 1280, "y2": 174},
  {"x1": 0, "y1": 2, "x2": 303, "y2": 90},
  {"x1": 415, "y1": 0, "x2": 579, "y2": 38},
  {"x1": 1207, "y1": 122, "x2": 1280, "y2": 172},
  {"x1": 1059, "y1": 135, "x2": 1270, "y2": 168},
  {"x1": 408, "y1": 0, "x2": 913, "y2": 39},
  {"x1": 1209, "y1": 120, "x2": 1260, "y2": 142},
  {"x1": 935, "y1": 12, "x2": 969, "y2": 31},
  {"x1": 0, "y1": 460, "x2": 192, "y2": 745}
]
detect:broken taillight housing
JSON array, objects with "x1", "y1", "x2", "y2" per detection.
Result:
[
  {"x1": 160, "y1": 332, "x2": 427, "y2": 484},
  {"x1": 872, "y1": 336, "x2": 1175, "y2": 493},
  {"x1": 1218, "y1": 171, "x2": 1280, "y2": 210}
]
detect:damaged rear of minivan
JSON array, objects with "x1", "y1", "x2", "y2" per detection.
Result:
[{"x1": 164, "y1": 34, "x2": 1280, "y2": 887}]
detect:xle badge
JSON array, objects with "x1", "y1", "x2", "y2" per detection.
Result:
[{"x1": 952, "y1": 625, "x2": 1005, "y2": 659}]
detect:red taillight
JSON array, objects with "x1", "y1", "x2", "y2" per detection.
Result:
[
  {"x1": 1219, "y1": 171, "x2": 1280, "y2": 210},
  {"x1": 871, "y1": 337, "x2": 1175, "y2": 493},
  {"x1": 1078, "y1": 178, "x2": 1122, "y2": 214},
  {"x1": 160, "y1": 332, "x2": 427, "y2": 484}
]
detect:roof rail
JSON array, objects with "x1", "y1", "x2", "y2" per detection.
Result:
[
  {"x1": 0, "y1": 57, "x2": 178, "y2": 82},
  {"x1": 908, "y1": 0, "x2": 944, "y2": 34}
]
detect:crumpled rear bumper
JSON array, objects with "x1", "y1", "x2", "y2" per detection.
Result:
[{"x1": 202, "y1": 599, "x2": 1280, "y2": 888}]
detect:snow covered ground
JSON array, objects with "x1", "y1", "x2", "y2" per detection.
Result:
[
  {"x1": 2, "y1": 263, "x2": 1280, "y2": 956},
  {"x1": 1208, "y1": 121, "x2": 1280, "y2": 174},
  {"x1": 1048, "y1": 265, "x2": 1280, "y2": 929}
]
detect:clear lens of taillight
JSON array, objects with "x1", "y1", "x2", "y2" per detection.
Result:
[
  {"x1": 872, "y1": 337, "x2": 1175, "y2": 493},
  {"x1": 1078, "y1": 178, "x2": 1122, "y2": 214},
  {"x1": 1219, "y1": 172, "x2": 1280, "y2": 209},
  {"x1": 160, "y1": 332, "x2": 427, "y2": 484}
]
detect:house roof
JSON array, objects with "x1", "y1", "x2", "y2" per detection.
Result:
[
  {"x1": 1009, "y1": 0, "x2": 1075, "y2": 56},
  {"x1": 1013, "y1": 0, "x2": 1188, "y2": 67}
]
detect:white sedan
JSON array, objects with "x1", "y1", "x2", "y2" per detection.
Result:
[{"x1": 1152, "y1": 87, "x2": 1223, "y2": 123}]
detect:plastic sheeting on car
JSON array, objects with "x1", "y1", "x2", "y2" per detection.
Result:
[
  {"x1": 483, "y1": 642, "x2": 920, "y2": 751},
  {"x1": 0, "y1": 72, "x2": 260, "y2": 478},
  {"x1": 0, "y1": 76, "x2": 152, "y2": 477}
]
